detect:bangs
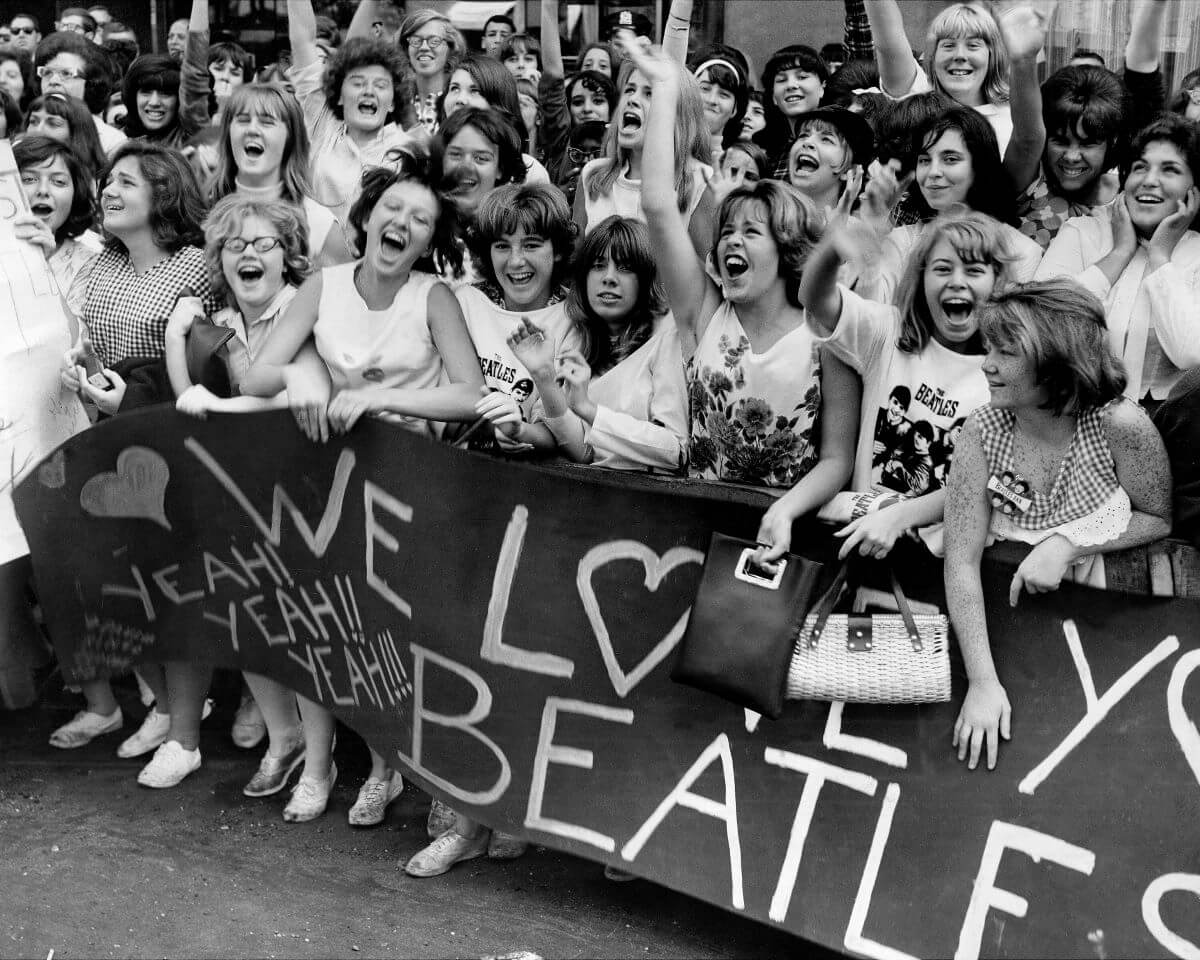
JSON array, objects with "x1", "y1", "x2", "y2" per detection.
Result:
[
  {"x1": 771, "y1": 53, "x2": 822, "y2": 79},
  {"x1": 475, "y1": 191, "x2": 563, "y2": 243},
  {"x1": 796, "y1": 118, "x2": 847, "y2": 143},
  {"x1": 931, "y1": 220, "x2": 1002, "y2": 267},
  {"x1": 136, "y1": 74, "x2": 176, "y2": 94},
  {"x1": 930, "y1": 5, "x2": 993, "y2": 43},
  {"x1": 721, "y1": 192, "x2": 770, "y2": 228},
  {"x1": 978, "y1": 305, "x2": 1032, "y2": 355},
  {"x1": 591, "y1": 219, "x2": 654, "y2": 273},
  {"x1": 697, "y1": 63, "x2": 740, "y2": 93},
  {"x1": 232, "y1": 85, "x2": 285, "y2": 119}
]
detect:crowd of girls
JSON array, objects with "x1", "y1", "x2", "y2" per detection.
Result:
[{"x1": 4, "y1": 0, "x2": 1200, "y2": 879}]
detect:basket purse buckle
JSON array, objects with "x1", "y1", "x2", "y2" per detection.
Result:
[{"x1": 846, "y1": 615, "x2": 873, "y2": 652}]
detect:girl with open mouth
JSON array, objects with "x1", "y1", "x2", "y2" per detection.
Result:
[
  {"x1": 624, "y1": 39, "x2": 858, "y2": 509},
  {"x1": 287, "y1": 0, "x2": 421, "y2": 226},
  {"x1": 865, "y1": 1, "x2": 1014, "y2": 155},
  {"x1": 1036, "y1": 114, "x2": 1200, "y2": 408},
  {"x1": 868, "y1": 107, "x2": 1042, "y2": 305},
  {"x1": 576, "y1": 52, "x2": 714, "y2": 260},
  {"x1": 209, "y1": 82, "x2": 354, "y2": 268},
  {"x1": 793, "y1": 210, "x2": 1019, "y2": 566},
  {"x1": 241, "y1": 163, "x2": 485, "y2": 828}
]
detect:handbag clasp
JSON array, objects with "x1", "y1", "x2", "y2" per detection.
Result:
[
  {"x1": 846, "y1": 616, "x2": 873, "y2": 652},
  {"x1": 734, "y1": 548, "x2": 787, "y2": 590}
]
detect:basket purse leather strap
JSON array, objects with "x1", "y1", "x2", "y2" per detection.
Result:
[{"x1": 803, "y1": 561, "x2": 925, "y2": 652}]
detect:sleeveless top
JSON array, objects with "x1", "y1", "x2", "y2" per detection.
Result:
[
  {"x1": 313, "y1": 264, "x2": 445, "y2": 437},
  {"x1": 976, "y1": 401, "x2": 1131, "y2": 547},
  {"x1": 686, "y1": 301, "x2": 821, "y2": 488}
]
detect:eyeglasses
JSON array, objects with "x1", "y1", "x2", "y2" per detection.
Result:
[
  {"x1": 1187, "y1": 88, "x2": 1200, "y2": 106},
  {"x1": 406, "y1": 35, "x2": 446, "y2": 50},
  {"x1": 37, "y1": 66, "x2": 86, "y2": 82},
  {"x1": 223, "y1": 236, "x2": 282, "y2": 253},
  {"x1": 59, "y1": 22, "x2": 89, "y2": 34},
  {"x1": 567, "y1": 145, "x2": 600, "y2": 166},
  {"x1": 12, "y1": 26, "x2": 37, "y2": 35}
]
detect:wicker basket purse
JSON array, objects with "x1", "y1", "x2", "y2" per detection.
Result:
[{"x1": 787, "y1": 561, "x2": 951, "y2": 704}]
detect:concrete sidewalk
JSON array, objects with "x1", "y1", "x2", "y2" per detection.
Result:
[{"x1": 0, "y1": 672, "x2": 819, "y2": 960}]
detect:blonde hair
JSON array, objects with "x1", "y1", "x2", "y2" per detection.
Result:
[
  {"x1": 586, "y1": 57, "x2": 711, "y2": 215},
  {"x1": 209, "y1": 83, "x2": 312, "y2": 205},
  {"x1": 924, "y1": 4, "x2": 1010, "y2": 105},
  {"x1": 203, "y1": 195, "x2": 312, "y2": 308}
]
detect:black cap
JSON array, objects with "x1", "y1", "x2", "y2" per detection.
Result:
[
  {"x1": 791, "y1": 106, "x2": 875, "y2": 167},
  {"x1": 603, "y1": 9, "x2": 654, "y2": 40}
]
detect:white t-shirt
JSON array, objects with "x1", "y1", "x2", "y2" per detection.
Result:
[{"x1": 820, "y1": 287, "x2": 990, "y2": 497}]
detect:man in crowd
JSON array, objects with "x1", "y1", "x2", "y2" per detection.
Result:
[
  {"x1": 482, "y1": 14, "x2": 515, "y2": 58},
  {"x1": 9, "y1": 13, "x2": 41, "y2": 52},
  {"x1": 167, "y1": 17, "x2": 188, "y2": 61}
]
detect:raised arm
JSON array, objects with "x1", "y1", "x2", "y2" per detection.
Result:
[
  {"x1": 864, "y1": 0, "x2": 920, "y2": 97},
  {"x1": 999, "y1": 6, "x2": 1047, "y2": 194},
  {"x1": 944, "y1": 415, "x2": 1011, "y2": 771},
  {"x1": 843, "y1": 0, "x2": 875, "y2": 63},
  {"x1": 1126, "y1": 0, "x2": 1167, "y2": 72},
  {"x1": 661, "y1": 0, "x2": 693, "y2": 64},
  {"x1": 347, "y1": 0, "x2": 383, "y2": 41},
  {"x1": 178, "y1": 0, "x2": 213, "y2": 137},
  {"x1": 541, "y1": 0, "x2": 565, "y2": 79},
  {"x1": 620, "y1": 40, "x2": 720, "y2": 355},
  {"x1": 799, "y1": 226, "x2": 851, "y2": 336},
  {"x1": 288, "y1": 0, "x2": 321, "y2": 73}
]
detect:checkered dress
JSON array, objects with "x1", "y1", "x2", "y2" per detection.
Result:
[
  {"x1": 82, "y1": 245, "x2": 217, "y2": 368},
  {"x1": 976, "y1": 401, "x2": 1121, "y2": 533}
]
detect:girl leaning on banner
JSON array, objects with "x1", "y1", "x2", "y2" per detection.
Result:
[{"x1": 945, "y1": 279, "x2": 1170, "y2": 772}]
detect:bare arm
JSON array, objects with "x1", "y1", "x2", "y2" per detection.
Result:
[
  {"x1": 316, "y1": 226, "x2": 355, "y2": 268},
  {"x1": 1000, "y1": 6, "x2": 1047, "y2": 194},
  {"x1": 944, "y1": 416, "x2": 1011, "y2": 771},
  {"x1": 864, "y1": 0, "x2": 920, "y2": 97},
  {"x1": 347, "y1": 0, "x2": 383, "y2": 41},
  {"x1": 621, "y1": 41, "x2": 721, "y2": 355},
  {"x1": 1126, "y1": 0, "x2": 1167, "y2": 73},
  {"x1": 1099, "y1": 399, "x2": 1172, "y2": 547},
  {"x1": 241, "y1": 272, "x2": 323, "y2": 397},
  {"x1": 799, "y1": 231, "x2": 847, "y2": 337},
  {"x1": 661, "y1": 0, "x2": 693, "y2": 64},
  {"x1": 540, "y1": 0, "x2": 564, "y2": 79},
  {"x1": 288, "y1": 0, "x2": 321, "y2": 73},
  {"x1": 757, "y1": 350, "x2": 860, "y2": 560}
]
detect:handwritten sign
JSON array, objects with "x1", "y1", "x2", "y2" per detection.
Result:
[{"x1": 14, "y1": 409, "x2": 1200, "y2": 958}]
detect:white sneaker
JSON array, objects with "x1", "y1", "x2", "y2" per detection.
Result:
[
  {"x1": 347, "y1": 772, "x2": 404, "y2": 827},
  {"x1": 137, "y1": 740, "x2": 201, "y2": 788},
  {"x1": 283, "y1": 762, "x2": 337, "y2": 823},
  {"x1": 116, "y1": 709, "x2": 170, "y2": 759},
  {"x1": 48, "y1": 708, "x2": 123, "y2": 749},
  {"x1": 405, "y1": 830, "x2": 489, "y2": 878}
]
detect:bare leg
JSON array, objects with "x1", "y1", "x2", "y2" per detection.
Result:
[
  {"x1": 296, "y1": 694, "x2": 335, "y2": 778},
  {"x1": 0, "y1": 558, "x2": 41, "y2": 708},
  {"x1": 79, "y1": 677, "x2": 118, "y2": 716},
  {"x1": 136, "y1": 662, "x2": 167, "y2": 709},
  {"x1": 244, "y1": 672, "x2": 301, "y2": 755},
  {"x1": 163, "y1": 660, "x2": 213, "y2": 751},
  {"x1": 367, "y1": 747, "x2": 390, "y2": 780}
]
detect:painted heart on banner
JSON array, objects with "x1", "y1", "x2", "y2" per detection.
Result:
[
  {"x1": 79, "y1": 445, "x2": 172, "y2": 531},
  {"x1": 576, "y1": 540, "x2": 704, "y2": 698}
]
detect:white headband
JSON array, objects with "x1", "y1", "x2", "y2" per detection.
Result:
[{"x1": 693, "y1": 58, "x2": 742, "y2": 84}]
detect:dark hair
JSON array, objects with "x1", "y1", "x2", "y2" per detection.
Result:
[
  {"x1": 1041, "y1": 65, "x2": 1129, "y2": 191},
  {"x1": 564, "y1": 70, "x2": 617, "y2": 124},
  {"x1": 1123, "y1": 114, "x2": 1200, "y2": 228},
  {"x1": 690, "y1": 43, "x2": 751, "y2": 150},
  {"x1": 821, "y1": 59, "x2": 881, "y2": 108},
  {"x1": 979, "y1": 279, "x2": 1127, "y2": 416},
  {"x1": 499, "y1": 33, "x2": 541, "y2": 71},
  {"x1": 348, "y1": 162, "x2": 462, "y2": 276},
  {"x1": 122, "y1": 54, "x2": 181, "y2": 140},
  {"x1": 100, "y1": 139, "x2": 207, "y2": 253},
  {"x1": 23, "y1": 93, "x2": 106, "y2": 175},
  {"x1": 722, "y1": 140, "x2": 770, "y2": 180},
  {"x1": 0, "y1": 89, "x2": 21, "y2": 135},
  {"x1": 322, "y1": 37, "x2": 406, "y2": 125},
  {"x1": 909, "y1": 106, "x2": 1017, "y2": 225},
  {"x1": 0, "y1": 48, "x2": 34, "y2": 110},
  {"x1": 756, "y1": 45, "x2": 829, "y2": 161},
  {"x1": 872, "y1": 90, "x2": 957, "y2": 173},
  {"x1": 10, "y1": 12, "x2": 39, "y2": 31},
  {"x1": 439, "y1": 53, "x2": 529, "y2": 146},
  {"x1": 1069, "y1": 47, "x2": 1105, "y2": 66},
  {"x1": 467, "y1": 182, "x2": 576, "y2": 291},
  {"x1": 100, "y1": 37, "x2": 138, "y2": 80},
  {"x1": 13, "y1": 134, "x2": 96, "y2": 242},
  {"x1": 1169, "y1": 67, "x2": 1200, "y2": 117},
  {"x1": 60, "y1": 8, "x2": 97, "y2": 34},
  {"x1": 821, "y1": 42, "x2": 848, "y2": 66},
  {"x1": 889, "y1": 385, "x2": 912, "y2": 407},
  {"x1": 577, "y1": 41, "x2": 617, "y2": 83},
  {"x1": 483, "y1": 14, "x2": 515, "y2": 34},
  {"x1": 566, "y1": 215, "x2": 667, "y2": 372},
  {"x1": 435, "y1": 106, "x2": 527, "y2": 190},
  {"x1": 208, "y1": 41, "x2": 254, "y2": 78},
  {"x1": 314, "y1": 15, "x2": 341, "y2": 47},
  {"x1": 34, "y1": 31, "x2": 111, "y2": 114}
]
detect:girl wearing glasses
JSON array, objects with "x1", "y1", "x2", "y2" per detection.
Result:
[
  {"x1": 289, "y1": 0, "x2": 420, "y2": 225},
  {"x1": 396, "y1": 9, "x2": 464, "y2": 134},
  {"x1": 240, "y1": 164, "x2": 484, "y2": 826}
]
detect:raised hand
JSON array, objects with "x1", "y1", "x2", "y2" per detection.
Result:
[
  {"x1": 825, "y1": 164, "x2": 864, "y2": 228},
  {"x1": 556, "y1": 354, "x2": 595, "y2": 421},
  {"x1": 615, "y1": 29, "x2": 677, "y2": 87},
  {"x1": 703, "y1": 162, "x2": 747, "y2": 209},
  {"x1": 859, "y1": 158, "x2": 910, "y2": 238},
  {"x1": 507, "y1": 317, "x2": 556, "y2": 379},
  {"x1": 998, "y1": 4, "x2": 1047, "y2": 62}
]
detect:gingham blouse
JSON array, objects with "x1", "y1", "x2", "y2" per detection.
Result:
[
  {"x1": 82, "y1": 245, "x2": 218, "y2": 367},
  {"x1": 977, "y1": 400, "x2": 1132, "y2": 547}
]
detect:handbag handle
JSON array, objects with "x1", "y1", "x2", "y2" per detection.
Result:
[{"x1": 803, "y1": 559, "x2": 924, "y2": 652}]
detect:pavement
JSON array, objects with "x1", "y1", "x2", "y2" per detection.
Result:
[{"x1": 0, "y1": 669, "x2": 825, "y2": 960}]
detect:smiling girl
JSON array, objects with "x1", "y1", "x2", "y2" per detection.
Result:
[
  {"x1": 121, "y1": 53, "x2": 210, "y2": 149},
  {"x1": 870, "y1": 107, "x2": 1041, "y2": 304},
  {"x1": 289, "y1": 0, "x2": 420, "y2": 225},
  {"x1": 242, "y1": 163, "x2": 483, "y2": 824},
  {"x1": 209, "y1": 83, "x2": 353, "y2": 267},
  {"x1": 1036, "y1": 114, "x2": 1200, "y2": 407},
  {"x1": 791, "y1": 210, "x2": 1019, "y2": 562},
  {"x1": 690, "y1": 44, "x2": 750, "y2": 166}
]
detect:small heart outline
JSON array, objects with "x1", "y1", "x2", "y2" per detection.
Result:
[{"x1": 576, "y1": 540, "x2": 704, "y2": 698}]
